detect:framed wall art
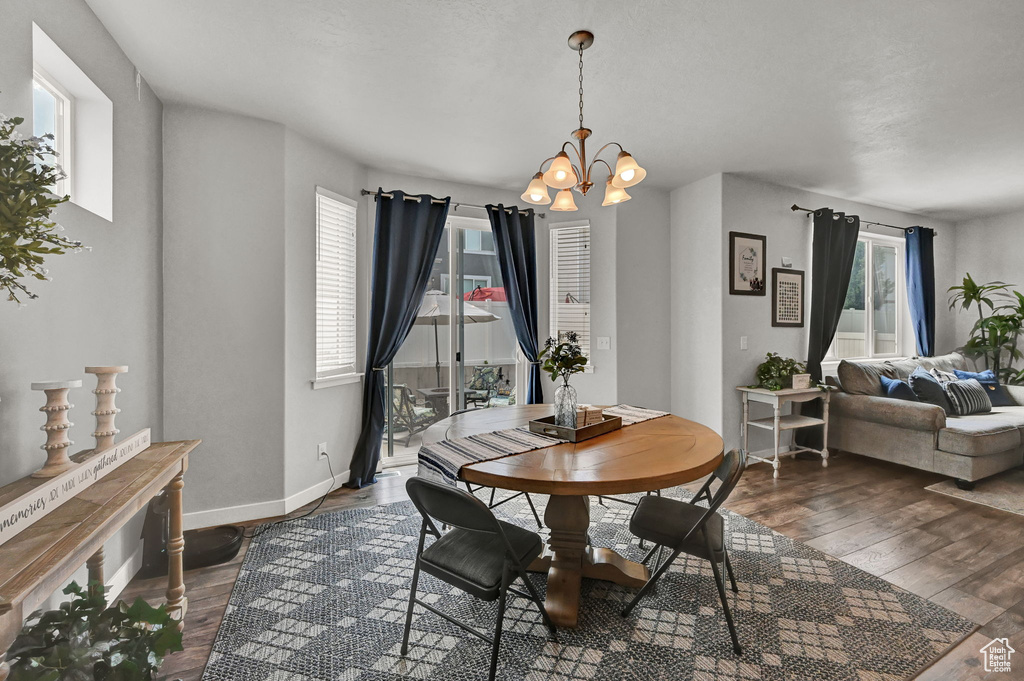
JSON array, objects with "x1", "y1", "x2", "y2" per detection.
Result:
[
  {"x1": 729, "y1": 232, "x2": 766, "y2": 295},
  {"x1": 772, "y1": 267, "x2": 804, "y2": 327}
]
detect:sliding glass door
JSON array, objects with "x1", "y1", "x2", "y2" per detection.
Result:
[{"x1": 381, "y1": 216, "x2": 520, "y2": 464}]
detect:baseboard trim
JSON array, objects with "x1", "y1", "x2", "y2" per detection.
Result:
[
  {"x1": 105, "y1": 544, "x2": 143, "y2": 604},
  {"x1": 183, "y1": 469, "x2": 349, "y2": 531}
]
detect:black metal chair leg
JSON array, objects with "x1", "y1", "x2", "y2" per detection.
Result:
[
  {"x1": 524, "y1": 492, "x2": 543, "y2": 529},
  {"x1": 489, "y1": 487, "x2": 496, "y2": 507},
  {"x1": 401, "y1": 559, "x2": 423, "y2": 655},
  {"x1": 724, "y1": 547, "x2": 739, "y2": 593},
  {"x1": 707, "y1": 538, "x2": 742, "y2": 655},
  {"x1": 489, "y1": 570, "x2": 511, "y2": 681},
  {"x1": 516, "y1": 569, "x2": 558, "y2": 640},
  {"x1": 622, "y1": 548, "x2": 680, "y2": 617}
]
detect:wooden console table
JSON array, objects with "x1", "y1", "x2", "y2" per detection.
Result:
[
  {"x1": 0, "y1": 439, "x2": 200, "y2": 680},
  {"x1": 737, "y1": 386, "x2": 831, "y2": 478}
]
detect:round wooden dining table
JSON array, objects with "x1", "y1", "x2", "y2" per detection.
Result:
[{"x1": 421, "y1": 404, "x2": 724, "y2": 628}]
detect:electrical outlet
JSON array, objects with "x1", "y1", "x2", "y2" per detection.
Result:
[
  {"x1": 740, "y1": 336, "x2": 748, "y2": 350},
  {"x1": 317, "y1": 442, "x2": 328, "y2": 460},
  {"x1": 596, "y1": 336, "x2": 611, "y2": 350}
]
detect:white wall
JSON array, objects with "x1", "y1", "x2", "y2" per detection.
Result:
[
  {"x1": 953, "y1": 208, "x2": 1024, "y2": 351},
  {"x1": 669, "y1": 173, "x2": 957, "y2": 451},
  {"x1": 670, "y1": 174, "x2": 724, "y2": 427},
  {"x1": 616, "y1": 187, "x2": 672, "y2": 411},
  {"x1": 163, "y1": 106, "x2": 287, "y2": 519},
  {"x1": 282, "y1": 128, "x2": 367, "y2": 499},
  {"x1": 0, "y1": 0, "x2": 163, "y2": 599}
]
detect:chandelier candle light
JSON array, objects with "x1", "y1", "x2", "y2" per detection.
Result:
[{"x1": 521, "y1": 31, "x2": 647, "y2": 211}]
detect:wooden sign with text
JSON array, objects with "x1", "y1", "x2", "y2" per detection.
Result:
[{"x1": 0, "y1": 428, "x2": 152, "y2": 547}]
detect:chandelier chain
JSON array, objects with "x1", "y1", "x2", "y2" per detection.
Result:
[{"x1": 578, "y1": 44, "x2": 585, "y2": 130}]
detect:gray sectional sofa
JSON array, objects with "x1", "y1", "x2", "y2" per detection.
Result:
[{"x1": 826, "y1": 352, "x2": 1024, "y2": 488}]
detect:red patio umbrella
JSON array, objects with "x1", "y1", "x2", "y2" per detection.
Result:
[{"x1": 464, "y1": 286, "x2": 507, "y2": 302}]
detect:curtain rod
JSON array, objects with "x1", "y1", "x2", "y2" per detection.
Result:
[
  {"x1": 360, "y1": 189, "x2": 545, "y2": 219},
  {"x1": 790, "y1": 204, "x2": 937, "y2": 236}
]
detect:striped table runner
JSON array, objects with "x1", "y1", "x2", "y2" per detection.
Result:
[{"x1": 417, "y1": 404, "x2": 668, "y2": 486}]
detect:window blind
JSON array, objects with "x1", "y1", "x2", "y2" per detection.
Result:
[
  {"x1": 549, "y1": 224, "x2": 591, "y2": 357},
  {"x1": 316, "y1": 188, "x2": 358, "y2": 378}
]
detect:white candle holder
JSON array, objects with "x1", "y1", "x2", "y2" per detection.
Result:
[
  {"x1": 30, "y1": 380, "x2": 82, "y2": 478},
  {"x1": 85, "y1": 366, "x2": 128, "y2": 452}
]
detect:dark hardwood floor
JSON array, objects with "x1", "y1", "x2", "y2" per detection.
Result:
[{"x1": 121, "y1": 452, "x2": 1024, "y2": 680}]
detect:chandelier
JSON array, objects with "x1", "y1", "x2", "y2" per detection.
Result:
[{"x1": 521, "y1": 30, "x2": 647, "y2": 211}]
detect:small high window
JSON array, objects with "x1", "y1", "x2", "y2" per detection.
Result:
[
  {"x1": 33, "y1": 23, "x2": 113, "y2": 221},
  {"x1": 32, "y1": 68, "x2": 72, "y2": 197}
]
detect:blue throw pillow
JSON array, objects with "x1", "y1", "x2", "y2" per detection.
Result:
[
  {"x1": 953, "y1": 369, "x2": 1013, "y2": 407},
  {"x1": 879, "y1": 375, "x2": 920, "y2": 402},
  {"x1": 908, "y1": 367, "x2": 952, "y2": 415}
]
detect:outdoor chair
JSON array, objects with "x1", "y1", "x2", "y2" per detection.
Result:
[
  {"x1": 392, "y1": 384, "x2": 438, "y2": 446},
  {"x1": 622, "y1": 449, "x2": 747, "y2": 655},
  {"x1": 403, "y1": 477, "x2": 558, "y2": 681}
]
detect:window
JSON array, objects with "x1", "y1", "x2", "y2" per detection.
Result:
[
  {"x1": 33, "y1": 23, "x2": 113, "y2": 220},
  {"x1": 315, "y1": 187, "x2": 358, "y2": 384},
  {"x1": 549, "y1": 222, "x2": 591, "y2": 359},
  {"x1": 463, "y1": 229, "x2": 495, "y2": 254},
  {"x1": 32, "y1": 67, "x2": 72, "y2": 197},
  {"x1": 826, "y1": 232, "x2": 906, "y2": 361},
  {"x1": 441, "y1": 274, "x2": 491, "y2": 296}
]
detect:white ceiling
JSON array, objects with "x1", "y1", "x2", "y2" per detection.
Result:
[{"x1": 85, "y1": 0, "x2": 1024, "y2": 220}]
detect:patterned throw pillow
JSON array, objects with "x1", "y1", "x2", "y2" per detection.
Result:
[
  {"x1": 944, "y1": 378, "x2": 993, "y2": 416},
  {"x1": 930, "y1": 368, "x2": 958, "y2": 384},
  {"x1": 953, "y1": 369, "x2": 1014, "y2": 407}
]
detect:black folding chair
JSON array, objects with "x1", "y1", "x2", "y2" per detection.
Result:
[
  {"x1": 621, "y1": 449, "x2": 746, "y2": 655},
  {"x1": 445, "y1": 408, "x2": 544, "y2": 529},
  {"x1": 403, "y1": 477, "x2": 558, "y2": 681}
]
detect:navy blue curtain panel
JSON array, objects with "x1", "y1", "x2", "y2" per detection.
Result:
[
  {"x1": 486, "y1": 205, "x2": 543, "y2": 404},
  {"x1": 347, "y1": 189, "x2": 450, "y2": 488},
  {"x1": 905, "y1": 227, "x2": 936, "y2": 357},
  {"x1": 806, "y1": 208, "x2": 861, "y2": 382}
]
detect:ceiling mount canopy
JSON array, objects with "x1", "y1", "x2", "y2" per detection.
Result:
[{"x1": 520, "y1": 30, "x2": 647, "y2": 211}]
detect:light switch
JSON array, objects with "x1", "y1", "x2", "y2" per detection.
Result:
[
  {"x1": 597, "y1": 336, "x2": 611, "y2": 350},
  {"x1": 740, "y1": 336, "x2": 748, "y2": 350}
]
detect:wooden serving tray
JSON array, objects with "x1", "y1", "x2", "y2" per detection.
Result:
[{"x1": 528, "y1": 414, "x2": 623, "y2": 442}]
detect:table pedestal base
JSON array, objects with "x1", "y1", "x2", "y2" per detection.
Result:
[{"x1": 528, "y1": 494, "x2": 649, "y2": 628}]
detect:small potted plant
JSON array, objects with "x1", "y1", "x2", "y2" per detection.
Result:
[
  {"x1": 538, "y1": 331, "x2": 588, "y2": 427},
  {"x1": 5, "y1": 581, "x2": 182, "y2": 681},
  {"x1": 750, "y1": 352, "x2": 810, "y2": 391}
]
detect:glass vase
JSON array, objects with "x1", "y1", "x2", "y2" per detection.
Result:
[{"x1": 554, "y1": 382, "x2": 578, "y2": 428}]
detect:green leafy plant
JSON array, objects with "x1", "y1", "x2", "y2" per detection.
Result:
[
  {"x1": 0, "y1": 109, "x2": 82, "y2": 303},
  {"x1": 6, "y1": 581, "x2": 182, "y2": 681},
  {"x1": 538, "y1": 331, "x2": 588, "y2": 385},
  {"x1": 750, "y1": 352, "x2": 808, "y2": 391},
  {"x1": 948, "y1": 274, "x2": 1024, "y2": 383}
]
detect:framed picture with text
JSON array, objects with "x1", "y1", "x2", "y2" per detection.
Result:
[
  {"x1": 729, "y1": 231, "x2": 766, "y2": 295},
  {"x1": 772, "y1": 268, "x2": 805, "y2": 327}
]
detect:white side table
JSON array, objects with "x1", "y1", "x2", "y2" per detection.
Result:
[{"x1": 736, "y1": 386, "x2": 833, "y2": 478}]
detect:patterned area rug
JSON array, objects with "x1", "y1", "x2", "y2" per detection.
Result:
[
  {"x1": 202, "y1": 489, "x2": 974, "y2": 681},
  {"x1": 926, "y1": 467, "x2": 1024, "y2": 517}
]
